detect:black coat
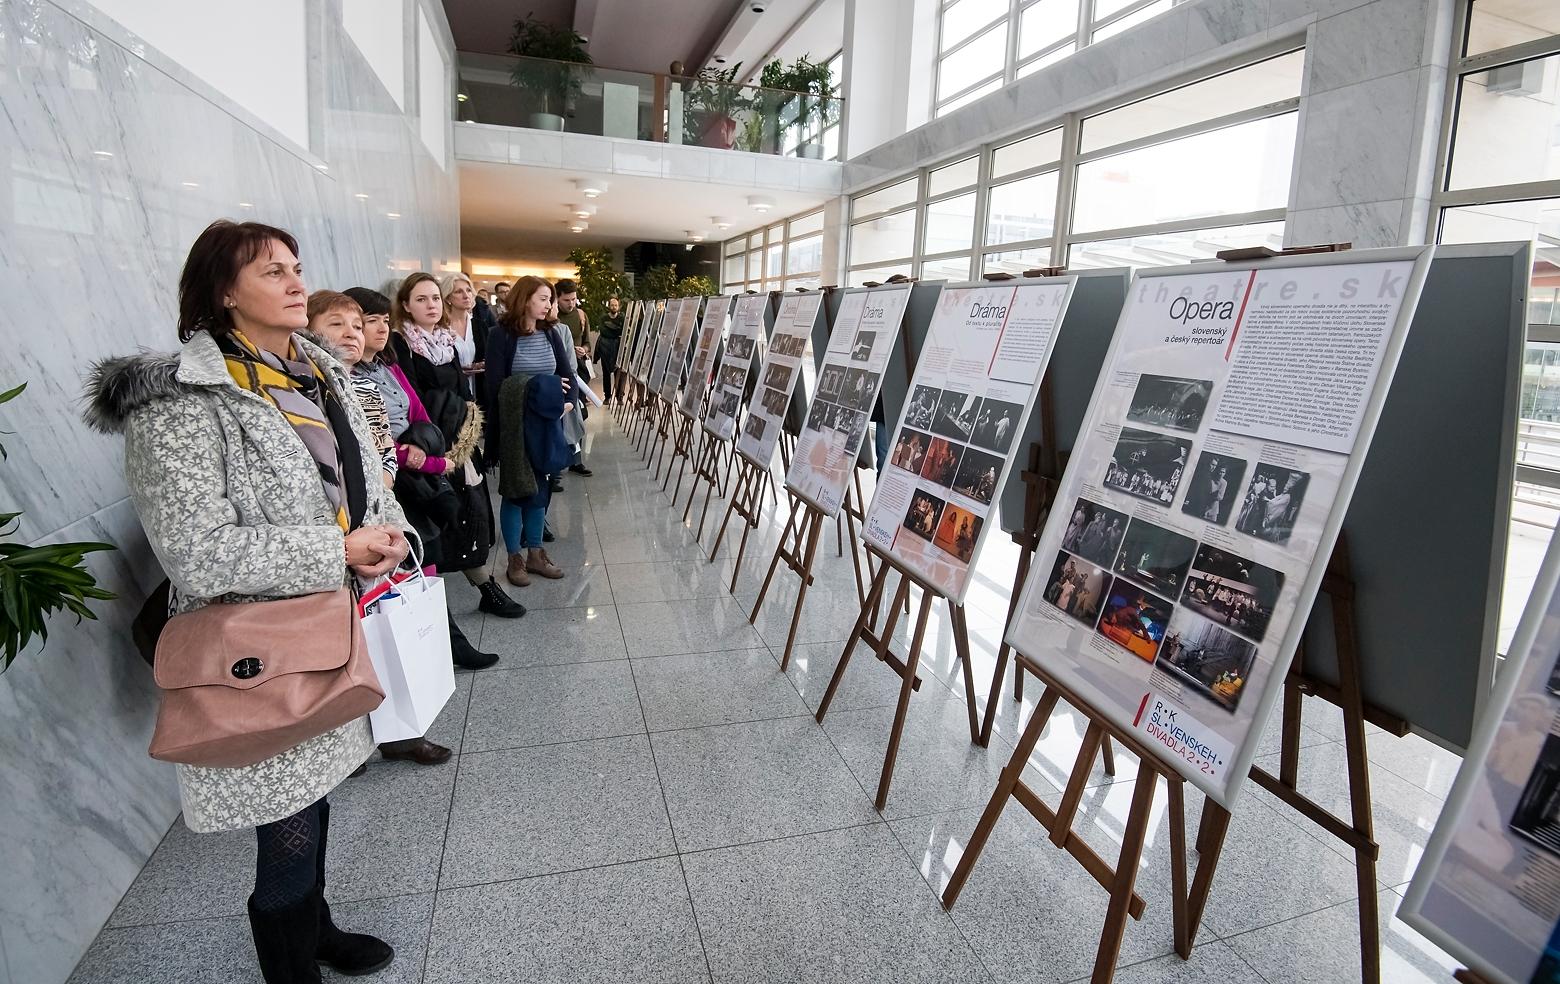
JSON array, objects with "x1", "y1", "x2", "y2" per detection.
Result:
[{"x1": 483, "y1": 324, "x2": 569, "y2": 470}]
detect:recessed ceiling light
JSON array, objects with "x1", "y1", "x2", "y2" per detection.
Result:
[
  {"x1": 574, "y1": 178, "x2": 606, "y2": 198},
  {"x1": 92, "y1": 150, "x2": 114, "y2": 158},
  {"x1": 386, "y1": 212, "x2": 401, "y2": 219},
  {"x1": 238, "y1": 202, "x2": 255, "y2": 209},
  {"x1": 354, "y1": 192, "x2": 369, "y2": 200},
  {"x1": 711, "y1": 215, "x2": 732, "y2": 230},
  {"x1": 568, "y1": 203, "x2": 596, "y2": 218},
  {"x1": 181, "y1": 181, "x2": 200, "y2": 188},
  {"x1": 686, "y1": 230, "x2": 705, "y2": 243},
  {"x1": 747, "y1": 195, "x2": 775, "y2": 212},
  {"x1": 569, "y1": 219, "x2": 588, "y2": 233}
]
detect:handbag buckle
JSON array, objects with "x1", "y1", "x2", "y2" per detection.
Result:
[{"x1": 231, "y1": 657, "x2": 264, "y2": 680}]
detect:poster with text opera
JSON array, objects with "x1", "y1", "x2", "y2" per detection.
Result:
[
  {"x1": 862, "y1": 280, "x2": 1074, "y2": 601},
  {"x1": 678, "y1": 296, "x2": 731, "y2": 417},
  {"x1": 786, "y1": 284, "x2": 911, "y2": 516},
  {"x1": 658, "y1": 296, "x2": 702, "y2": 399},
  {"x1": 1401, "y1": 523, "x2": 1560, "y2": 984},
  {"x1": 735, "y1": 292, "x2": 824, "y2": 467},
  {"x1": 704, "y1": 294, "x2": 769, "y2": 441},
  {"x1": 1004, "y1": 248, "x2": 1433, "y2": 806}
]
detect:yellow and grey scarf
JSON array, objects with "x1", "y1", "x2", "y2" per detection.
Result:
[{"x1": 221, "y1": 331, "x2": 366, "y2": 532}]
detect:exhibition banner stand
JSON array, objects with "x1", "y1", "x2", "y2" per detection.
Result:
[
  {"x1": 649, "y1": 297, "x2": 700, "y2": 479},
  {"x1": 1399, "y1": 479, "x2": 1560, "y2": 984},
  {"x1": 709, "y1": 291, "x2": 824, "y2": 584},
  {"x1": 638, "y1": 298, "x2": 682, "y2": 465},
  {"x1": 674, "y1": 295, "x2": 743, "y2": 535},
  {"x1": 628, "y1": 300, "x2": 667, "y2": 452},
  {"x1": 704, "y1": 292, "x2": 780, "y2": 573},
  {"x1": 613, "y1": 300, "x2": 645, "y2": 426},
  {"x1": 749, "y1": 284, "x2": 914, "y2": 669},
  {"x1": 663, "y1": 296, "x2": 730, "y2": 505},
  {"x1": 942, "y1": 245, "x2": 1435, "y2": 984},
  {"x1": 813, "y1": 276, "x2": 1078, "y2": 811}
]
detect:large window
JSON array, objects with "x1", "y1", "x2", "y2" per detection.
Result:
[
  {"x1": 720, "y1": 208, "x2": 826, "y2": 292},
  {"x1": 847, "y1": 50, "x2": 1300, "y2": 285},
  {"x1": 1437, "y1": 1, "x2": 1560, "y2": 538},
  {"x1": 934, "y1": 0, "x2": 1190, "y2": 118}
]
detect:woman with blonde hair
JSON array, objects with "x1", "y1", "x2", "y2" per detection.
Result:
[{"x1": 438, "y1": 271, "x2": 493, "y2": 395}]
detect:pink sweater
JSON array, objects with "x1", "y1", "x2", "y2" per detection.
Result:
[{"x1": 388, "y1": 363, "x2": 447, "y2": 474}]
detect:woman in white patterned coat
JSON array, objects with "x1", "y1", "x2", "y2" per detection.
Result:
[{"x1": 85, "y1": 220, "x2": 411, "y2": 983}]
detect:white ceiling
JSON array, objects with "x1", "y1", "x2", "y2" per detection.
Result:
[
  {"x1": 709, "y1": 0, "x2": 844, "y2": 83},
  {"x1": 458, "y1": 160, "x2": 832, "y2": 264}
]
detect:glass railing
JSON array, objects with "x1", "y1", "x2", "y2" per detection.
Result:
[{"x1": 457, "y1": 53, "x2": 844, "y2": 160}]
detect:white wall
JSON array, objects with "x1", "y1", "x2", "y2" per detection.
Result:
[{"x1": 0, "y1": 3, "x2": 459, "y2": 983}]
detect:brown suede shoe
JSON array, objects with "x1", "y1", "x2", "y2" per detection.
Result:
[
  {"x1": 378, "y1": 738, "x2": 452, "y2": 765},
  {"x1": 527, "y1": 548, "x2": 565, "y2": 579},
  {"x1": 506, "y1": 552, "x2": 531, "y2": 587}
]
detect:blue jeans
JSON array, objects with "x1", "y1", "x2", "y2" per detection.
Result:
[
  {"x1": 874, "y1": 421, "x2": 891, "y2": 473},
  {"x1": 500, "y1": 481, "x2": 552, "y2": 552}
]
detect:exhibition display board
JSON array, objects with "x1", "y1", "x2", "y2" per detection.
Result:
[
  {"x1": 648, "y1": 297, "x2": 689, "y2": 395},
  {"x1": 632, "y1": 300, "x2": 665, "y2": 379},
  {"x1": 620, "y1": 299, "x2": 644, "y2": 366},
  {"x1": 1401, "y1": 527, "x2": 1560, "y2": 984},
  {"x1": 735, "y1": 292, "x2": 823, "y2": 467},
  {"x1": 862, "y1": 279, "x2": 1077, "y2": 602},
  {"x1": 657, "y1": 296, "x2": 702, "y2": 401},
  {"x1": 679, "y1": 296, "x2": 731, "y2": 417},
  {"x1": 785, "y1": 283, "x2": 912, "y2": 517},
  {"x1": 1003, "y1": 248, "x2": 1433, "y2": 807},
  {"x1": 704, "y1": 294, "x2": 769, "y2": 440}
]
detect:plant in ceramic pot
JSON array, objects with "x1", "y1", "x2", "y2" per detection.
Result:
[
  {"x1": 0, "y1": 383, "x2": 116, "y2": 672},
  {"x1": 507, "y1": 13, "x2": 592, "y2": 131},
  {"x1": 685, "y1": 64, "x2": 752, "y2": 150}
]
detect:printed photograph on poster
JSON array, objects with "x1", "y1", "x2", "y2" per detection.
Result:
[
  {"x1": 971, "y1": 398, "x2": 1024, "y2": 454},
  {"x1": 1096, "y1": 578, "x2": 1174, "y2": 662},
  {"x1": 763, "y1": 363, "x2": 794, "y2": 393},
  {"x1": 1180, "y1": 544, "x2": 1284, "y2": 643},
  {"x1": 1061, "y1": 498, "x2": 1129, "y2": 569},
  {"x1": 1102, "y1": 426, "x2": 1191, "y2": 506},
  {"x1": 1157, "y1": 608, "x2": 1257, "y2": 713},
  {"x1": 934, "y1": 504, "x2": 983, "y2": 563},
  {"x1": 841, "y1": 409, "x2": 869, "y2": 449},
  {"x1": 1181, "y1": 451, "x2": 1248, "y2": 526},
  {"x1": 1511, "y1": 733, "x2": 1560, "y2": 857},
  {"x1": 717, "y1": 391, "x2": 740, "y2": 417},
  {"x1": 851, "y1": 332, "x2": 876, "y2": 361},
  {"x1": 1112, "y1": 518, "x2": 1197, "y2": 596},
  {"x1": 743, "y1": 415, "x2": 767, "y2": 441},
  {"x1": 932, "y1": 390, "x2": 981, "y2": 442},
  {"x1": 842, "y1": 368, "x2": 879, "y2": 411},
  {"x1": 920, "y1": 437, "x2": 963, "y2": 489},
  {"x1": 718, "y1": 363, "x2": 745, "y2": 390},
  {"x1": 1043, "y1": 550, "x2": 1109, "y2": 627},
  {"x1": 760, "y1": 387, "x2": 789, "y2": 416},
  {"x1": 1126, "y1": 374, "x2": 1213, "y2": 433},
  {"x1": 1234, "y1": 463, "x2": 1310, "y2": 544},
  {"x1": 903, "y1": 489, "x2": 946, "y2": 542},
  {"x1": 890, "y1": 429, "x2": 931, "y2": 473},
  {"x1": 772, "y1": 333, "x2": 806, "y2": 358},
  {"x1": 951, "y1": 448, "x2": 1003, "y2": 505},
  {"x1": 906, "y1": 385, "x2": 940, "y2": 430},
  {"x1": 726, "y1": 335, "x2": 755, "y2": 361},
  {"x1": 817, "y1": 365, "x2": 846, "y2": 402}
]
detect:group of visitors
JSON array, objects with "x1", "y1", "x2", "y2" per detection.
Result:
[{"x1": 83, "y1": 219, "x2": 612, "y2": 983}]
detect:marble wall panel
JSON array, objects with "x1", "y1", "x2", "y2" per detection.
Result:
[{"x1": 0, "y1": 1, "x2": 458, "y2": 982}]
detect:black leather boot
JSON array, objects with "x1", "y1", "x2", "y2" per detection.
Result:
[
  {"x1": 314, "y1": 801, "x2": 394, "y2": 977},
  {"x1": 450, "y1": 619, "x2": 499, "y2": 670},
  {"x1": 476, "y1": 577, "x2": 526, "y2": 619},
  {"x1": 248, "y1": 892, "x2": 323, "y2": 984}
]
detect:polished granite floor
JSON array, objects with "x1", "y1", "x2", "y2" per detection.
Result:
[{"x1": 71, "y1": 407, "x2": 1475, "y2": 983}]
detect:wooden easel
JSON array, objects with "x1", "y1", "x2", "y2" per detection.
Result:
[
  {"x1": 941, "y1": 656, "x2": 1190, "y2": 984},
  {"x1": 707, "y1": 449, "x2": 773, "y2": 592},
  {"x1": 683, "y1": 423, "x2": 730, "y2": 540},
  {"x1": 813, "y1": 543, "x2": 983, "y2": 810},
  {"x1": 747, "y1": 490, "x2": 830, "y2": 670},
  {"x1": 661, "y1": 406, "x2": 698, "y2": 497},
  {"x1": 1180, "y1": 534, "x2": 1406, "y2": 984}
]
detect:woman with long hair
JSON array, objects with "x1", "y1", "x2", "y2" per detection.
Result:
[
  {"x1": 483, "y1": 276, "x2": 572, "y2": 585},
  {"x1": 391, "y1": 272, "x2": 525, "y2": 620},
  {"x1": 438, "y1": 271, "x2": 491, "y2": 395},
  {"x1": 86, "y1": 220, "x2": 410, "y2": 981}
]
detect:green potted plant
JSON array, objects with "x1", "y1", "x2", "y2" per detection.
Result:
[
  {"x1": 780, "y1": 56, "x2": 837, "y2": 158},
  {"x1": 0, "y1": 383, "x2": 116, "y2": 672},
  {"x1": 685, "y1": 63, "x2": 752, "y2": 150},
  {"x1": 567, "y1": 245, "x2": 633, "y2": 326},
  {"x1": 507, "y1": 13, "x2": 592, "y2": 131},
  {"x1": 754, "y1": 59, "x2": 792, "y2": 155}
]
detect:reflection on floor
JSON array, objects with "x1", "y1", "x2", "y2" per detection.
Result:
[{"x1": 72, "y1": 408, "x2": 1473, "y2": 983}]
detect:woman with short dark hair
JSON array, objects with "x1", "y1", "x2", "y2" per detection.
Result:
[{"x1": 86, "y1": 219, "x2": 409, "y2": 982}]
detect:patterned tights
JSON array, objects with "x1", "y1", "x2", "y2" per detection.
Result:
[{"x1": 252, "y1": 797, "x2": 326, "y2": 912}]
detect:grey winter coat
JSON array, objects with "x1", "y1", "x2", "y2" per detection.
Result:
[{"x1": 85, "y1": 330, "x2": 409, "y2": 833}]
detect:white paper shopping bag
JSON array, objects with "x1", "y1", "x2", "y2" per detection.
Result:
[{"x1": 360, "y1": 569, "x2": 455, "y2": 743}]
